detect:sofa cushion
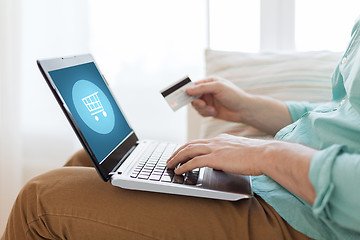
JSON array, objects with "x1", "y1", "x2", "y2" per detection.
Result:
[{"x1": 198, "y1": 49, "x2": 343, "y2": 139}]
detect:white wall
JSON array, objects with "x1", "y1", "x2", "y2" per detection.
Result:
[
  {"x1": 20, "y1": 0, "x2": 91, "y2": 181},
  {"x1": 0, "y1": 0, "x2": 91, "y2": 234},
  {"x1": 0, "y1": 0, "x2": 22, "y2": 233}
]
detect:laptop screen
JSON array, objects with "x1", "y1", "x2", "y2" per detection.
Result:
[{"x1": 49, "y1": 62, "x2": 132, "y2": 163}]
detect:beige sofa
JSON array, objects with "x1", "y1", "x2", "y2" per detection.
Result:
[{"x1": 187, "y1": 49, "x2": 343, "y2": 141}]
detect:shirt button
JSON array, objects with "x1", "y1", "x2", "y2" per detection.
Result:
[
  {"x1": 342, "y1": 57, "x2": 347, "y2": 64},
  {"x1": 340, "y1": 98, "x2": 346, "y2": 106}
]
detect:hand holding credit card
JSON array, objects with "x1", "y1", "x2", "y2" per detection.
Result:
[{"x1": 160, "y1": 76, "x2": 200, "y2": 111}]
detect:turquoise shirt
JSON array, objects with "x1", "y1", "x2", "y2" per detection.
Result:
[{"x1": 252, "y1": 19, "x2": 360, "y2": 240}]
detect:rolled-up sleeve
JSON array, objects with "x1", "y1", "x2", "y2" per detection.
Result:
[
  {"x1": 310, "y1": 144, "x2": 360, "y2": 232},
  {"x1": 285, "y1": 101, "x2": 322, "y2": 122}
]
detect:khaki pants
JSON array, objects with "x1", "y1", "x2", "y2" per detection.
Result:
[{"x1": 1, "y1": 150, "x2": 312, "y2": 240}]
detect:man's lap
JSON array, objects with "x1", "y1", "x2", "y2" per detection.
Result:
[{"x1": 1, "y1": 150, "x2": 312, "y2": 240}]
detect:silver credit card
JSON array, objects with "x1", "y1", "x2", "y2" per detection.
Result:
[{"x1": 160, "y1": 76, "x2": 199, "y2": 111}]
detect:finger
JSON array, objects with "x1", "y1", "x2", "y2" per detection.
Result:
[
  {"x1": 167, "y1": 143, "x2": 208, "y2": 168},
  {"x1": 191, "y1": 99, "x2": 206, "y2": 108},
  {"x1": 167, "y1": 139, "x2": 208, "y2": 163},
  {"x1": 202, "y1": 93, "x2": 215, "y2": 107},
  {"x1": 174, "y1": 155, "x2": 210, "y2": 175},
  {"x1": 186, "y1": 81, "x2": 221, "y2": 97},
  {"x1": 167, "y1": 143, "x2": 210, "y2": 169},
  {"x1": 194, "y1": 77, "x2": 217, "y2": 85},
  {"x1": 191, "y1": 95, "x2": 214, "y2": 109},
  {"x1": 191, "y1": 101, "x2": 217, "y2": 117},
  {"x1": 191, "y1": 94, "x2": 217, "y2": 116}
]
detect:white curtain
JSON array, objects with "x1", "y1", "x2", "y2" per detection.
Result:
[
  {"x1": 0, "y1": 0, "x2": 23, "y2": 232},
  {"x1": 0, "y1": 0, "x2": 90, "y2": 233},
  {"x1": 19, "y1": 0, "x2": 90, "y2": 182}
]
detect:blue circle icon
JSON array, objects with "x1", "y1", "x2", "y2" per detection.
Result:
[{"x1": 72, "y1": 80, "x2": 115, "y2": 134}]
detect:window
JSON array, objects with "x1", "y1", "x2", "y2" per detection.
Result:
[
  {"x1": 296, "y1": 0, "x2": 360, "y2": 51},
  {"x1": 208, "y1": 0, "x2": 260, "y2": 52},
  {"x1": 89, "y1": 0, "x2": 207, "y2": 142}
]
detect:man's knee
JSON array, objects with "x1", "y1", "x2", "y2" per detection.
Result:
[
  {"x1": 3, "y1": 167, "x2": 101, "y2": 239},
  {"x1": 17, "y1": 167, "x2": 100, "y2": 214},
  {"x1": 6, "y1": 168, "x2": 79, "y2": 229},
  {"x1": 64, "y1": 149, "x2": 93, "y2": 167}
]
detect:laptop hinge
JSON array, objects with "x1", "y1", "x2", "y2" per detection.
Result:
[{"x1": 109, "y1": 144, "x2": 137, "y2": 176}]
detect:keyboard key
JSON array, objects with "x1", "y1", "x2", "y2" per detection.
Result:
[
  {"x1": 184, "y1": 178, "x2": 197, "y2": 185},
  {"x1": 138, "y1": 175, "x2": 150, "y2": 180},
  {"x1": 141, "y1": 167, "x2": 152, "y2": 171},
  {"x1": 151, "y1": 172, "x2": 163, "y2": 176},
  {"x1": 130, "y1": 172, "x2": 139, "y2": 178},
  {"x1": 143, "y1": 167, "x2": 154, "y2": 171},
  {"x1": 184, "y1": 175, "x2": 198, "y2": 185},
  {"x1": 160, "y1": 175, "x2": 172, "y2": 182},
  {"x1": 187, "y1": 170, "x2": 199, "y2": 178},
  {"x1": 149, "y1": 174, "x2": 162, "y2": 181},
  {"x1": 173, "y1": 174, "x2": 184, "y2": 184},
  {"x1": 153, "y1": 170, "x2": 164, "y2": 175}
]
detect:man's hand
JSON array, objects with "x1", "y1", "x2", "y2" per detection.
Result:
[
  {"x1": 186, "y1": 77, "x2": 251, "y2": 123},
  {"x1": 167, "y1": 134, "x2": 266, "y2": 176}
]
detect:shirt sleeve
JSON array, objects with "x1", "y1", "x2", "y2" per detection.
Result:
[
  {"x1": 309, "y1": 144, "x2": 360, "y2": 232},
  {"x1": 285, "y1": 101, "x2": 323, "y2": 122}
]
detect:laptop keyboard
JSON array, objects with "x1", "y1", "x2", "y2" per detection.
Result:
[{"x1": 130, "y1": 142, "x2": 200, "y2": 185}]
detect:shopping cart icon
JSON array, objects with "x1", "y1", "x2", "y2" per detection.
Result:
[{"x1": 82, "y1": 91, "x2": 107, "y2": 121}]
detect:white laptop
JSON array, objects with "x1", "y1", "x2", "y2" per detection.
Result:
[{"x1": 37, "y1": 54, "x2": 253, "y2": 201}]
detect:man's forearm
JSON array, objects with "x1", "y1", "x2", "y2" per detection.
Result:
[
  {"x1": 241, "y1": 94, "x2": 317, "y2": 202},
  {"x1": 241, "y1": 95, "x2": 293, "y2": 136},
  {"x1": 259, "y1": 141, "x2": 317, "y2": 204}
]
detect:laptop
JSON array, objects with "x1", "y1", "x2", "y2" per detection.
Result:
[{"x1": 37, "y1": 54, "x2": 253, "y2": 201}]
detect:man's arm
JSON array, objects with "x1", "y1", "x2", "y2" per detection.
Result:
[
  {"x1": 309, "y1": 146, "x2": 360, "y2": 232},
  {"x1": 168, "y1": 136, "x2": 360, "y2": 233},
  {"x1": 167, "y1": 134, "x2": 317, "y2": 204},
  {"x1": 237, "y1": 95, "x2": 293, "y2": 136},
  {"x1": 260, "y1": 140, "x2": 317, "y2": 204},
  {"x1": 186, "y1": 77, "x2": 293, "y2": 136}
]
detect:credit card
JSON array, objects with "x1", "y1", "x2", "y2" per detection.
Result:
[{"x1": 160, "y1": 76, "x2": 199, "y2": 111}]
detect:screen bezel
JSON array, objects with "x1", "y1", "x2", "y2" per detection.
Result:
[{"x1": 37, "y1": 54, "x2": 138, "y2": 181}]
